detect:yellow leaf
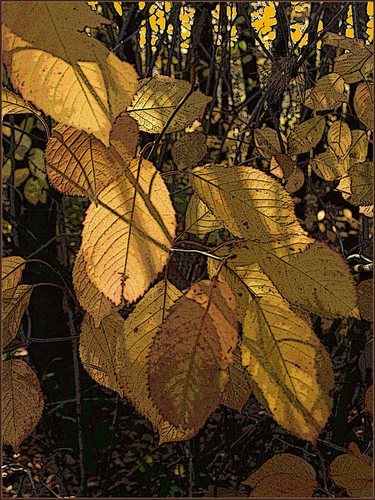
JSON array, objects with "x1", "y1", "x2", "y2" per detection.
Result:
[
  {"x1": 81, "y1": 157, "x2": 176, "y2": 305},
  {"x1": 254, "y1": 127, "x2": 283, "y2": 158},
  {"x1": 3, "y1": 285, "x2": 33, "y2": 348},
  {"x1": 304, "y1": 73, "x2": 348, "y2": 111},
  {"x1": 310, "y1": 148, "x2": 347, "y2": 181},
  {"x1": 327, "y1": 120, "x2": 352, "y2": 158},
  {"x1": 148, "y1": 280, "x2": 239, "y2": 429},
  {"x1": 2, "y1": 359, "x2": 44, "y2": 450},
  {"x1": 2, "y1": 159, "x2": 12, "y2": 183},
  {"x1": 115, "y1": 280, "x2": 196, "y2": 444},
  {"x1": 243, "y1": 453, "x2": 317, "y2": 497},
  {"x1": 185, "y1": 194, "x2": 223, "y2": 235},
  {"x1": 14, "y1": 167, "x2": 30, "y2": 187},
  {"x1": 2, "y1": 255, "x2": 26, "y2": 295},
  {"x1": 171, "y1": 132, "x2": 207, "y2": 169},
  {"x1": 354, "y1": 83, "x2": 374, "y2": 130},
  {"x1": 359, "y1": 204, "x2": 373, "y2": 218},
  {"x1": 79, "y1": 311, "x2": 123, "y2": 396},
  {"x1": 357, "y1": 279, "x2": 373, "y2": 322},
  {"x1": 1, "y1": 88, "x2": 38, "y2": 117},
  {"x1": 127, "y1": 75, "x2": 212, "y2": 134},
  {"x1": 221, "y1": 347, "x2": 252, "y2": 412},
  {"x1": 334, "y1": 46, "x2": 373, "y2": 84},
  {"x1": 349, "y1": 162, "x2": 373, "y2": 206},
  {"x1": 72, "y1": 249, "x2": 114, "y2": 327},
  {"x1": 330, "y1": 450, "x2": 373, "y2": 497},
  {"x1": 3, "y1": 2, "x2": 138, "y2": 146},
  {"x1": 288, "y1": 116, "x2": 325, "y2": 155},
  {"x1": 242, "y1": 295, "x2": 333, "y2": 442},
  {"x1": 190, "y1": 164, "x2": 309, "y2": 240}
]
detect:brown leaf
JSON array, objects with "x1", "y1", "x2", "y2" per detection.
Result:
[
  {"x1": 2, "y1": 256, "x2": 26, "y2": 295},
  {"x1": 327, "y1": 120, "x2": 352, "y2": 158},
  {"x1": 288, "y1": 116, "x2": 325, "y2": 155},
  {"x1": 1, "y1": 88, "x2": 38, "y2": 117},
  {"x1": 304, "y1": 73, "x2": 348, "y2": 111},
  {"x1": 357, "y1": 279, "x2": 373, "y2": 322},
  {"x1": 254, "y1": 127, "x2": 283, "y2": 158},
  {"x1": 3, "y1": 285, "x2": 33, "y2": 348},
  {"x1": 354, "y1": 83, "x2": 374, "y2": 130},
  {"x1": 2, "y1": 359, "x2": 44, "y2": 450},
  {"x1": 349, "y1": 162, "x2": 373, "y2": 206},
  {"x1": 172, "y1": 132, "x2": 207, "y2": 169},
  {"x1": 221, "y1": 347, "x2": 252, "y2": 412},
  {"x1": 330, "y1": 449, "x2": 373, "y2": 497}
]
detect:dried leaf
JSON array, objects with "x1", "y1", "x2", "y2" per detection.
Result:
[
  {"x1": 327, "y1": 121, "x2": 352, "y2": 158},
  {"x1": 354, "y1": 83, "x2": 374, "y2": 130},
  {"x1": 357, "y1": 279, "x2": 373, "y2": 322},
  {"x1": 304, "y1": 73, "x2": 348, "y2": 111},
  {"x1": 79, "y1": 312, "x2": 123, "y2": 396},
  {"x1": 310, "y1": 148, "x2": 347, "y2": 181},
  {"x1": 3, "y1": 285, "x2": 33, "y2": 348},
  {"x1": 190, "y1": 164, "x2": 309, "y2": 240},
  {"x1": 72, "y1": 249, "x2": 114, "y2": 327},
  {"x1": 172, "y1": 132, "x2": 207, "y2": 169},
  {"x1": 288, "y1": 116, "x2": 325, "y2": 155},
  {"x1": 185, "y1": 194, "x2": 223, "y2": 235},
  {"x1": 3, "y1": 2, "x2": 138, "y2": 145},
  {"x1": 221, "y1": 348, "x2": 252, "y2": 412},
  {"x1": 127, "y1": 75, "x2": 211, "y2": 134},
  {"x1": 115, "y1": 280, "x2": 196, "y2": 444},
  {"x1": 349, "y1": 162, "x2": 373, "y2": 206},
  {"x1": 148, "y1": 280, "x2": 238, "y2": 429},
  {"x1": 1, "y1": 88, "x2": 38, "y2": 117},
  {"x1": 81, "y1": 158, "x2": 176, "y2": 305},
  {"x1": 254, "y1": 127, "x2": 283, "y2": 158},
  {"x1": 2, "y1": 359, "x2": 44, "y2": 450},
  {"x1": 242, "y1": 294, "x2": 333, "y2": 442},
  {"x1": 2, "y1": 256, "x2": 26, "y2": 294},
  {"x1": 243, "y1": 453, "x2": 317, "y2": 497},
  {"x1": 330, "y1": 450, "x2": 373, "y2": 497}
]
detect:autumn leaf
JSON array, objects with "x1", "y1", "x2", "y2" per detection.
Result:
[
  {"x1": 3, "y1": 285, "x2": 33, "y2": 348},
  {"x1": 254, "y1": 127, "x2": 284, "y2": 158},
  {"x1": 349, "y1": 162, "x2": 373, "y2": 206},
  {"x1": 243, "y1": 453, "x2": 317, "y2": 497},
  {"x1": 2, "y1": 359, "x2": 44, "y2": 450},
  {"x1": 354, "y1": 83, "x2": 374, "y2": 130},
  {"x1": 304, "y1": 73, "x2": 348, "y2": 111},
  {"x1": 330, "y1": 447, "x2": 373, "y2": 497},
  {"x1": 127, "y1": 75, "x2": 212, "y2": 134},
  {"x1": 72, "y1": 249, "x2": 114, "y2": 327},
  {"x1": 269, "y1": 154, "x2": 304, "y2": 194},
  {"x1": 1, "y1": 88, "x2": 38, "y2": 117},
  {"x1": 2, "y1": 256, "x2": 26, "y2": 294},
  {"x1": 81, "y1": 157, "x2": 176, "y2": 305},
  {"x1": 115, "y1": 280, "x2": 197, "y2": 444},
  {"x1": 333, "y1": 44, "x2": 373, "y2": 84},
  {"x1": 79, "y1": 312, "x2": 123, "y2": 396},
  {"x1": 288, "y1": 116, "x2": 325, "y2": 155},
  {"x1": 2, "y1": 1, "x2": 138, "y2": 145},
  {"x1": 221, "y1": 347, "x2": 252, "y2": 412},
  {"x1": 365, "y1": 385, "x2": 373, "y2": 414},
  {"x1": 185, "y1": 193, "x2": 223, "y2": 235},
  {"x1": 327, "y1": 120, "x2": 352, "y2": 158},
  {"x1": 310, "y1": 148, "x2": 346, "y2": 181},
  {"x1": 357, "y1": 279, "x2": 373, "y2": 322},
  {"x1": 148, "y1": 280, "x2": 238, "y2": 429},
  {"x1": 172, "y1": 132, "x2": 207, "y2": 169},
  {"x1": 190, "y1": 164, "x2": 309, "y2": 240}
]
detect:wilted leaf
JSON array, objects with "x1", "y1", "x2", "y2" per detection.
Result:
[
  {"x1": 127, "y1": 75, "x2": 211, "y2": 134},
  {"x1": 354, "y1": 83, "x2": 374, "y2": 130},
  {"x1": 3, "y1": 285, "x2": 33, "y2": 348},
  {"x1": 327, "y1": 121, "x2": 352, "y2": 158},
  {"x1": 330, "y1": 449, "x2": 373, "y2": 497},
  {"x1": 1, "y1": 88, "x2": 38, "y2": 117},
  {"x1": 2, "y1": 256, "x2": 26, "y2": 294},
  {"x1": 2, "y1": 359, "x2": 44, "y2": 450},
  {"x1": 3, "y1": 2, "x2": 138, "y2": 145},
  {"x1": 81, "y1": 158, "x2": 176, "y2": 305},
  {"x1": 115, "y1": 280, "x2": 197, "y2": 443},
  {"x1": 79, "y1": 312, "x2": 123, "y2": 396},
  {"x1": 190, "y1": 164, "x2": 310, "y2": 240},
  {"x1": 349, "y1": 162, "x2": 373, "y2": 206},
  {"x1": 185, "y1": 193, "x2": 223, "y2": 235},
  {"x1": 221, "y1": 348, "x2": 252, "y2": 412},
  {"x1": 172, "y1": 132, "x2": 207, "y2": 169},
  {"x1": 310, "y1": 148, "x2": 346, "y2": 181},
  {"x1": 304, "y1": 73, "x2": 348, "y2": 111},
  {"x1": 254, "y1": 127, "x2": 283, "y2": 158},
  {"x1": 72, "y1": 249, "x2": 114, "y2": 327},
  {"x1": 288, "y1": 116, "x2": 325, "y2": 155},
  {"x1": 357, "y1": 279, "x2": 373, "y2": 322},
  {"x1": 243, "y1": 453, "x2": 317, "y2": 497},
  {"x1": 148, "y1": 280, "x2": 238, "y2": 429}
]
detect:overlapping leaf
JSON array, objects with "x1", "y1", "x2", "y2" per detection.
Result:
[
  {"x1": 2, "y1": 88, "x2": 38, "y2": 117},
  {"x1": 288, "y1": 116, "x2": 325, "y2": 155},
  {"x1": 2, "y1": 359, "x2": 44, "y2": 450},
  {"x1": 3, "y1": 285, "x2": 33, "y2": 348},
  {"x1": 185, "y1": 193, "x2": 223, "y2": 235},
  {"x1": 2, "y1": 256, "x2": 26, "y2": 294},
  {"x1": 327, "y1": 120, "x2": 352, "y2": 158},
  {"x1": 354, "y1": 83, "x2": 374, "y2": 130},
  {"x1": 221, "y1": 347, "x2": 252, "y2": 412},
  {"x1": 304, "y1": 73, "x2": 348, "y2": 111}
]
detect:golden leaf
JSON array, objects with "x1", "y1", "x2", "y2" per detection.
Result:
[
  {"x1": 190, "y1": 164, "x2": 309, "y2": 240},
  {"x1": 127, "y1": 75, "x2": 211, "y2": 134},
  {"x1": 269, "y1": 155, "x2": 304, "y2": 194},
  {"x1": 330, "y1": 449, "x2": 373, "y2": 497},
  {"x1": 349, "y1": 162, "x2": 373, "y2": 206},
  {"x1": 322, "y1": 32, "x2": 365, "y2": 51},
  {"x1": 242, "y1": 294, "x2": 333, "y2": 442},
  {"x1": 288, "y1": 116, "x2": 325, "y2": 155},
  {"x1": 327, "y1": 120, "x2": 352, "y2": 158},
  {"x1": 3, "y1": 2, "x2": 138, "y2": 146},
  {"x1": 254, "y1": 127, "x2": 283, "y2": 159},
  {"x1": 115, "y1": 280, "x2": 196, "y2": 444},
  {"x1": 365, "y1": 385, "x2": 373, "y2": 414},
  {"x1": 359, "y1": 204, "x2": 373, "y2": 218},
  {"x1": 243, "y1": 453, "x2": 317, "y2": 497},
  {"x1": 171, "y1": 132, "x2": 207, "y2": 169},
  {"x1": 2, "y1": 255, "x2": 26, "y2": 294},
  {"x1": 3, "y1": 285, "x2": 33, "y2": 348},
  {"x1": 81, "y1": 158, "x2": 176, "y2": 305},
  {"x1": 334, "y1": 46, "x2": 373, "y2": 84},
  {"x1": 148, "y1": 280, "x2": 239, "y2": 429},
  {"x1": 354, "y1": 83, "x2": 374, "y2": 130},
  {"x1": 304, "y1": 73, "x2": 348, "y2": 111},
  {"x1": 2, "y1": 359, "x2": 44, "y2": 450},
  {"x1": 221, "y1": 347, "x2": 252, "y2": 412},
  {"x1": 185, "y1": 193, "x2": 223, "y2": 235},
  {"x1": 1, "y1": 88, "x2": 38, "y2": 117},
  {"x1": 79, "y1": 312, "x2": 123, "y2": 396},
  {"x1": 72, "y1": 249, "x2": 114, "y2": 327},
  {"x1": 349, "y1": 130, "x2": 368, "y2": 164},
  {"x1": 357, "y1": 279, "x2": 373, "y2": 322},
  {"x1": 310, "y1": 148, "x2": 347, "y2": 181}
]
